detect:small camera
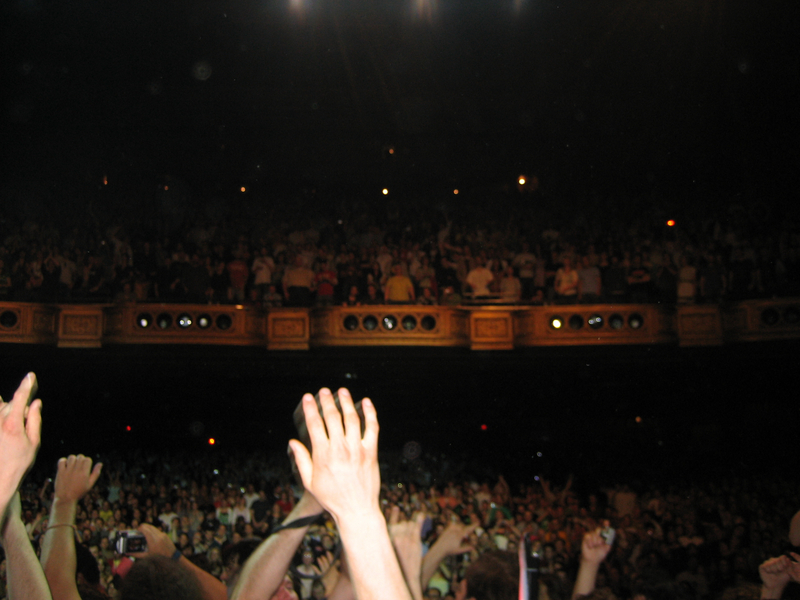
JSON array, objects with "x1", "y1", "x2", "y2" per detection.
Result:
[
  {"x1": 599, "y1": 526, "x2": 616, "y2": 546},
  {"x1": 115, "y1": 530, "x2": 148, "y2": 554}
]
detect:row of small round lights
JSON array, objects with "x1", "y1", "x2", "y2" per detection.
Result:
[
  {"x1": 549, "y1": 313, "x2": 644, "y2": 331},
  {"x1": 761, "y1": 306, "x2": 800, "y2": 327},
  {"x1": 136, "y1": 312, "x2": 232, "y2": 331},
  {"x1": 342, "y1": 314, "x2": 437, "y2": 332}
]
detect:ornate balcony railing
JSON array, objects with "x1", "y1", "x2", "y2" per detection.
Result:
[{"x1": 0, "y1": 299, "x2": 798, "y2": 350}]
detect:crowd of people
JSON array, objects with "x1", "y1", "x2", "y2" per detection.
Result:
[
  {"x1": 1, "y1": 193, "x2": 798, "y2": 308},
  {"x1": 3, "y1": 372, "x2": 800, "y2": 600}
]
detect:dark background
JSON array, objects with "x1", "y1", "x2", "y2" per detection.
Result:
[
  {"x1": 3, "y1": 0, "x2": 799, "y2": 204},
  {"x1": 2, "y1": 341, "x2": 798, "y2": 488}
]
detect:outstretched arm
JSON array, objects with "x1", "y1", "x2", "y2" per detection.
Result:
[
  {"x1": 572, "y1": 528, "x2": 612, "y2": 600},
  {"x1": 0, "y1": 373, "x2": 42, "y2": 517},
  {"x1": 1, "y1": 492, "x2": 52, "y2": 600},
  {"x1": 420, "y1": 520, "x2": 477, "y2": 590},
  {"x1": 388, "y1": 508, "x2": 426, "y2": 600},
  {"x1": 40, "y1": 454, "x2": 102, "y2": 600},
  {"x1": 132, "y1": 523, "x2": 227, "y2": 600},
  {"x1": 289, "y1": 388, "x2": 413, "y2": 600},
  {"x1": 231, "y1": 490, "x2": 324, "y2": 600}
]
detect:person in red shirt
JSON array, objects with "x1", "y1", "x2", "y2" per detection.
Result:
[
  {"x1": 227, "y1": 253, "x2": 250, "y2": 302},
  {"x1": 314, "y1": 262, "x2": 338, "y2": 306}
]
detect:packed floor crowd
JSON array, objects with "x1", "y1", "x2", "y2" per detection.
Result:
[
  {"x1": 1, "y1": 193, "x2": 798, "y2": 307},
  {"x1": 4, "y1": 435, "x2": 800, "y2": 599}
]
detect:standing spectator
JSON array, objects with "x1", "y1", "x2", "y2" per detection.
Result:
[
  {"x1": 626, "y1": 254, "x2": 651, "y2": 303},
  {"x1": 251, "y1": 247, "x2": 274, "y2": 302},
  {"x1": 699, "y1": 253, "x2": 726, "y2": 303},
  {"x1": 554, "y1": 256, "x2": 579, "y2": 304},
  {"x1": 513, "y1": 242, "x2": 537, "y2": 301},
  {"x1": 465, "y1": 258, "x2": 494, "y2": 299},
  {"x1": 282, "y1": 255, "x2": 316, "y2": 307},
  {"x1": 314, "y1": 262, "x2": 338, "y2": 306},
  {"x1": 499, "y1": 266, "x2": 521, "y2": 303},
  {"x1": 384, "y1": 263, "x2": 415, "y2": 304},
  {"x1": 677, "y1": 255, "x2": 697, "y2": 304},
  {"x1": 227, "y1": 252, "x2": 250, "y2": 303},
  {"x1": 577, "y1": 256, "x2": 602, "y2": 303}
]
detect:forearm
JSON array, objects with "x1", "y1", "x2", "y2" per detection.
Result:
[
  {"x1": 40, "y1": 498, "x2": 80, "y2": 600},
  {"x1": 231, "y1": 497, "x2": 321, "y2": 600},
  {"x1": 421, "y1": 545, "x2": 448, "y2": 590},
  {"x1": 337, "y1": 511, "x2": 413, "y2": 600},
  {"x1": 2, "y1": 517, "x2": 53, "y2": 600},
  {"x1": 572, "y1": 560, "x2": 601, "y2": 599},
  {"x1": 761, "y1": 584, "x2": 788, "y2": 599},
  {"x1": 178, "y1": 556, "x2": 228, "y2": 600}
]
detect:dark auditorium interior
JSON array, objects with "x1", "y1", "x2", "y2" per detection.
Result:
[{"x1": 2, "y1": 0, "x2": 800, "y2": 598}]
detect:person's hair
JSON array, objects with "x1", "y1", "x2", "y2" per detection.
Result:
[
  {"x1": 119, "y1": 555, "x2": 203, "y2": 600},
  {"x1": 464, "y1": 550, "x2": 519, "y2": 600},
  {"x1": 75, "y1": 542, "x2": 101, "y2": 585}
]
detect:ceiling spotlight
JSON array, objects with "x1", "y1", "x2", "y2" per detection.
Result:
[{"x1": 550, "y1": 316, "x2": 563, "y2": 330}]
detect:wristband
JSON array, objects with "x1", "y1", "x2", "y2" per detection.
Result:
[
  {"x1": 45, "y1": 524, "x2": 77, "y2": 533},
  {"x1": 172, "y1": 549, "x2": 183, "y2": 562},
  {"x1": 271, "y1": 513, "x2": 323, "y2": 533}
]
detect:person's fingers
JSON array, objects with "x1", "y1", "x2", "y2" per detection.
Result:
[
  {"x1": 302, "y1": 393, "x2": 329, "y2": 448},
  {"x1": 338, "y1": 388, "x2": 361, "y2": 443},
  {"x1": 361, "y1": 397, "x2": 379, "y2": 449},
  {"x1": 318, "y1": 388, "x2": 344, "y2": 441},
  {"x1": 25, "y1": 399, "x2": 42, "y2": 448},
  {"x1": 413, "y1": 511, "x2": 426, "y2": 534},
  {"x1": 289, "y1": 440, "x2": 313, "y2": 490},
  {"x1": 89, "y1": 462, "x2": 103, "y2": 488},
  {"x1": 9, "y1": 373, "x2": 35, "y2": 421},
  {"x1": 389, "y1": 505, "x2": 401, "y2": 526}
]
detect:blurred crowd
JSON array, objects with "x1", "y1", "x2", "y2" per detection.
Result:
[
  {"x1": 5, "y1": 445, "x2": 800, "y2": 600},
  {"x1": 1, "y1": 193, "x2": 798, "y2": 307}
]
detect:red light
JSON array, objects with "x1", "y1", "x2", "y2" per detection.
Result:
[
  {"x1": 481, "y1": 424, "x2": 488, "y2": 431},
  {"x1": 208, "y1": 438, "x2": 216, "y2": 445},
  {"x1": 667, "y1": 220, "x2": 675, "y2": 227},
  {"x1": 126, "y1": 426, "x2": 131, "y2": 431}
]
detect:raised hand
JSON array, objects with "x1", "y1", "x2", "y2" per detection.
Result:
[
  {"x1": 432, "y1": 520, "x2": 478, "y2": 557},
  {"x1": 288, "y1": 388, "x2": 380, "y2": 521},
  {"x1": 760, "y1": 555, "x2": 792, "y2": 598},
  {"x1": 388, "y1": 507, "x2": 426, "y2": 600},
  {"x1": 581, "y1": 528, "x2": 613, "y2": 565},
  {"x1": 0, "y1": 373, "x2": 42, "y2": 510},
  {"x1": 54, "y1": 455, "x2": 102, "y2": 503}
]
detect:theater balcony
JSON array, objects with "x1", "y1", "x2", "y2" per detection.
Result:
[{"x1": 0, "y1": 299, "x2": 798, "y2": 350}]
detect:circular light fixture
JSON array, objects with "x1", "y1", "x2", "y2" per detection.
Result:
[
  {"x1": 177, "y1": 313, "x2": 193, "y2": 328},
  {"x1": 550, "y1": 316, "x2": 564, "y2": 330},
  {"x1": 362, "y1": 315, "x2": 378, "y2": 331},
  {"x1": 136, "y1": 313, "x2": 153, "y2": 329},
  {"x1": 343, "y1": 315, "x2": 359, "y2": 331},
  {"x1": 784, "y1": 306, "x2": 800, "y2": 325},
  {"x1": 216, "y1": 314, "x2": 233, "y2": 330},
  {"x1": 609, "y1": 314, "x2": 624, "y2": 330},
  {"x1": 588, "y1": 314, "x2": 603, "y2": 329},
  {"x1": 382, "y1": 315, "x2": 398, "y2": 330},
  {"x1": 420, "y1": 315, "x2": 437, "y2": 331},
  {"x1": 401, "y1": 315, "x2": 417, "y2": 330},
  {"x1": 156, "y1": 313, "x2": 172, "y2": 329},
  {"x1": 0, "y1": 310, "x2": 19, "y2": 328},
  {"x1": 628, "y1": 313, "x2": 644, "y2": 329},
  {"x1": 761, "y1": 308, "x2": 780, "y2": 327},
  {"x1": 197, "y1": 314, "x2": 212, "y2": 329},
  {"x1": 568, "y1": 314, "x2": 584, "y2": 330}
]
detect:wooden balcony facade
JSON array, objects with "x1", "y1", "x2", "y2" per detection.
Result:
[{"x1": 0, "y1": 299, "x2": 798, "y2": 350}]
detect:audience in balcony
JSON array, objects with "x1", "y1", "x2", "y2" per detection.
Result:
[{"x1": 1, "y1": 192, "x2": 798, "y2": 308}]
